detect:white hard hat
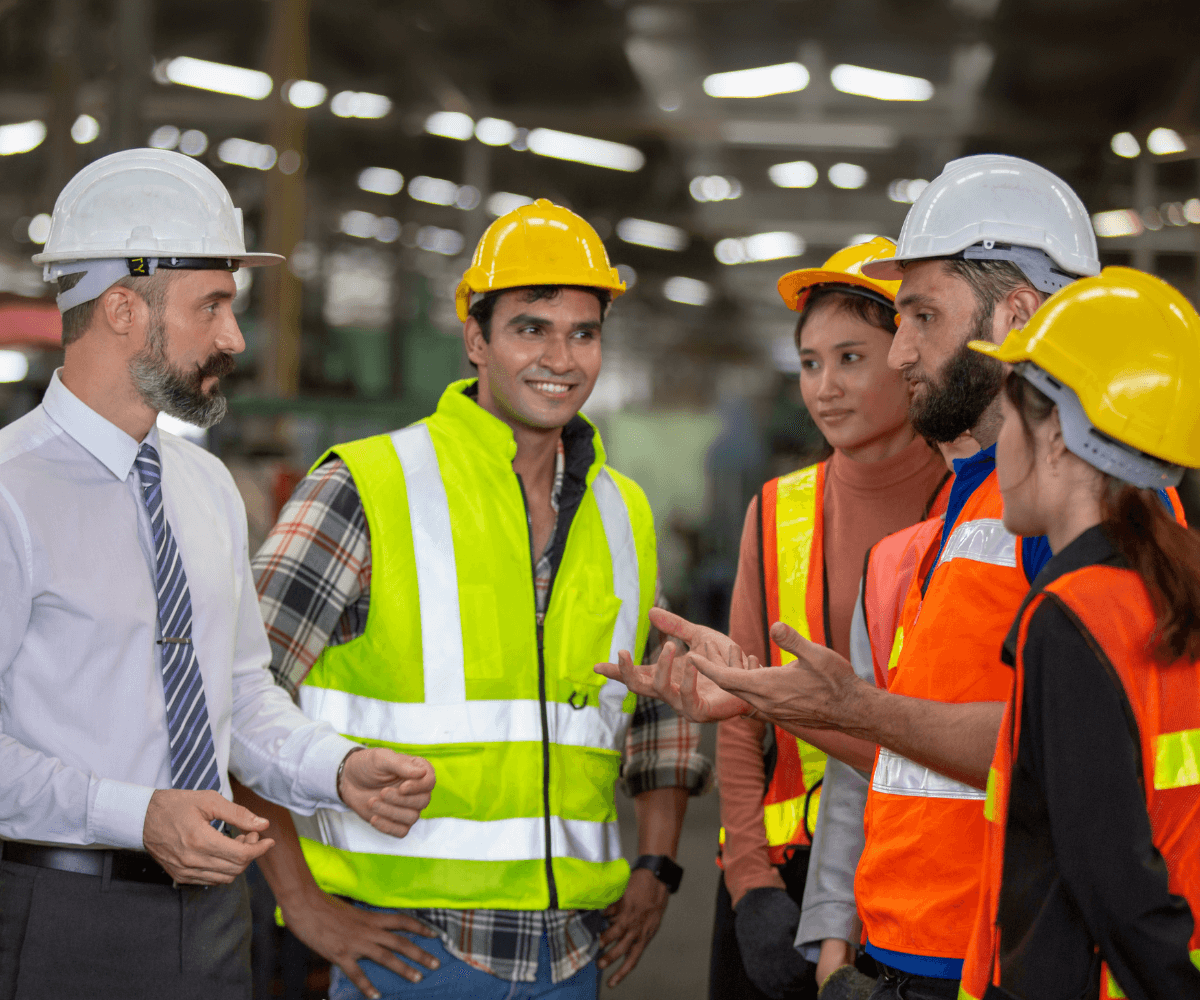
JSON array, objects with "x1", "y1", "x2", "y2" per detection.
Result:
[
  {"x1": 862, "y1": 154, "x2": 1100, "y2": 293},
  {"x1": 34, "y1": 147, "x2": 282, "y2": 312}
]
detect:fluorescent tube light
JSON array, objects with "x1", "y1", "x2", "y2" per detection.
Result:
[
  {"x1": 769, "y1": 160, "x2": 818, "y2": 188},
  {"x1": 285, "y1": 80, "x2": 327, "y2": 109},
  {"x1": 703, "y1": 62, "x2": 809, "y2": 99},
  {"x1": 1091, "y1": 209, "x2": 1143, "y2": 238},
  {"x1": 616, "y1": 218, "x2": 688, "y2": 251},
  {"x1": 663, "y1": 277, "x2": 711, "y2": 306},
  {"x1": 527, "y1": 128, "x2": 644, "y2": 171},
  {"x1": 358, "y1": 167, "x2": 404, "y2": 195},
  {"x1": 487, "y1": 192, "x2": 534, "y2": 216},
  {"x1": 475, "y1": 117, "x2": 518, "y2": 146},
  {"x1": 425, "y1": 111, "x2": 474, "y2": 140},
  {"x1": 164, "y1": 56, "x2": 273, "y2": 100},
  {"x1": 828, "y1": 162, "x2": 867, "y2": 189},
  {"x1": 0, "y1": 120, "x2": 46, "y2": 156},
  {"x1": 1147, "y1": 127, "x2": 1186, "y2": 155},
  {"x1": 830, "y1": 64, "x2": 933, "y2": 101}
]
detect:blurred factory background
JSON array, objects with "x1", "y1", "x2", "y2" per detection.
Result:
[{"x1": 2, "y1": 1, "x2": 1200, "y2": 995}]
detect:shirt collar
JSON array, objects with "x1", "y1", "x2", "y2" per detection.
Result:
[{"x1": 41, "y1": 369, "x2": 161, "y2": 481}]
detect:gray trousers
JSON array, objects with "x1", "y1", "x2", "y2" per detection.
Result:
[{"x1": 0, "y1": 857, "x2": 251, "y2": 1000}]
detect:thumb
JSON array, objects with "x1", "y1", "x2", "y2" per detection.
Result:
[
  {"x1": 770, "y1": 621, "x2": 816, "y2": 660},
  {"x1": 202, "y1": 793, "x2": 269, "y2": 831},
  {"x1": 371, "y1": 749, "x2": 434, "y2": 782}
]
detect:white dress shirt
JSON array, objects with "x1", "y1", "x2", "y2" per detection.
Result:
[{"x1": 0, "y1": 371, "x2": 356, "y2": 849}]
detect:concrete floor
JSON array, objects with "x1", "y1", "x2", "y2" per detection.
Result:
[{"x1": 611, "y1": 723, "x2": 721, "y2": 1000}]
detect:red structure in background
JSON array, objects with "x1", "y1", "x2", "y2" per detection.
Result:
[{"x1": 0, "y1": 294, "x2": 61, "y2": 348}]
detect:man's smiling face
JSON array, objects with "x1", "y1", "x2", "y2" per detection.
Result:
[{"x1": 466, "y1": 287, "x2": 604, "y2": 431}]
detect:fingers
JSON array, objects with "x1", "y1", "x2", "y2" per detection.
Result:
[
  {"x1": 201, "y1": 792, "x2": 268, "y2": 833},
  {"x1": 606, "y1": 935, "x2": 651, "y2": 987},
  {"x1": 652, "y1": 643, "x2": 678, "y2": 704},
  {"x1": 647, "y1": 607, "x2": 703, "y2": 646},
  {"x1": 367, "y1": 749, "x2": 436, "y2": 786},
  {"x1": 594, "y1": 660, "x2": 622, "y2": 682},
  {"x1": 370, "y1": 912, "x2": 439, "y2": 938},
  {"x1": 368, "y1": 812, "x2": 421, "y2": 838},
  {"x1": 339, "y1": 957, "x2": 387, "y2": 998}
]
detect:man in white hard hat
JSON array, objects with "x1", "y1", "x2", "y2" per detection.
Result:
[
  {"x1": 0, "y1": 148, "x2": 435, "y2": 1000},
  {"x1": 599, "y1": 155, "x2": 1175, "y2": 1000}
]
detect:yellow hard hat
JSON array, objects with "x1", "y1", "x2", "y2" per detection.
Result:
[
  {"x1": 454, "y1": 198, "x2": 625, "y2": 321},
  {"x1": 969, "y1": 266, "x2": 1200, "y2": 470},
  {"x1": 776, "y1": 236, "x2": 902, "y2": 313}
]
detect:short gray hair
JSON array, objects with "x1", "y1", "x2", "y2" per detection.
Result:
[{"x1": 57, "y1": 270, "x2": 172, "y2": 347}]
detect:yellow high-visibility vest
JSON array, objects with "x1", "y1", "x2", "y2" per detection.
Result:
[{"x1": 293, "y1": 379, "x2": 657, "y2": 911}]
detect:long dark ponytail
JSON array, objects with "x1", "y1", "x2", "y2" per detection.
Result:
[{"x1": 1006, "y1": 373, "x2": 1200, "y2": 661}]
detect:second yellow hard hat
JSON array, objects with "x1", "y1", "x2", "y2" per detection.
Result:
[
  {"x1": 776, "y1": 236, "x2": 902, "y2": 313},
  {"x1": 455, "y1": 198, "x2": 625, "y2": 321},
  {"x1": 969, "y1": 266, "x2": 1200, "y2": 470}
]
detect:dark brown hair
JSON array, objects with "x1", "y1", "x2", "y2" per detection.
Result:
[
  {"x1": 1006, "y1": 371, "x2": 1200, "y2": 660},
  {"x1": 467, "y1": 284, "x2": 611, "y2": 343},
  {"x1": 794, "y1": 286, "x2": 896, "y2": 349}
]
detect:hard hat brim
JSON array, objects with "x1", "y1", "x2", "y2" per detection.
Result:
[
  {"x1": 860, "y1": 258, "x2": 904, "y2": 281},
  {"x1": 967, "y1": 337, "x2": 1025, "y2": 362},
  {"x1": 31, "y1": 250, "x2": 285, "y2": 268},
  {"x1": 777, "y1": 269, "x2": 896, "y2": 312}
]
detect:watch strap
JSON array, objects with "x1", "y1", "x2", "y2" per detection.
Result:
[{"x1": 632, "y1": 854, "x2": 684, "y2": 894}]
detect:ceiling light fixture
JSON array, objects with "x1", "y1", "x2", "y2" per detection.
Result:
[
  {"x1": 1091, "y1": 209, "x2": 1143, "y2": 238},
  {"x1": 663, "y1": 276, "x2": 711, "y2": 306},
  {"x1": 768, "y1": 160, "x2": 818, "y2": 188},
  {"x1": 1110, "y1": 132, "x2": 1140, "y2": 158},
  {"x1": 330, "y1": 91, "x2": 392, "y2": 119},
  {"x1": 70, "y1": 114, "x2": 100, "y2": 144},
  {"x1": 0, "y1": 120, "x2": 46, "y2": 156},
  {"x1": 163, "y1": 56, "x2": 273, "y2": 100},
  {"x1": 616, "y1": 218, "x2": 688, "y2": 251},
  {"x1": 217, "y1": 138, "x2": 277, "y2": 171},
  {"x1": 715, "y1": 231, "x2": 805, "y2": 264},
  {"x1": 828, "y1": 162, "x2": 868, "y2": 189},
  {"x1": 703, "y1": 62, "x2": 809, "y2": 99},
  {"x1": 475, "y1": 117, "x2": 518, "y2": 146},
  {"x1": 425, "y1": 111, "x2": 474, "y2": 140},
  {"x1": 358, "y1": 167, "x2": 404, "y2": 195},
  {"x1": 285, "y1": 79, "x2": 327, "y2": 109},
  {"x1": 887, "y1": 178, "x2": 929, "y2": 203},
  {"x1": 830, "y1": 64, "x2": 933, "y2": 101},
  {"x1": 486, "y1": 192, "x2": 534, "y2": 216},
  {"x1": 0, "y1": 350, "x2": 30, "y2": 383},
  {"x1": 689, "y1": 175, "x2": 743, "y2": 202},
  {"x1": 527, "y1": 128, "x2": 645, "y2": 171},
  {"x1": 1146, "y1": 127, "x2": 1186, "y2": 155}
]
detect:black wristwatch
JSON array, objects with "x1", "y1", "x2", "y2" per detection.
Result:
[{"x1": 632, "y1": 854, "x2": 684, "y2": 894}]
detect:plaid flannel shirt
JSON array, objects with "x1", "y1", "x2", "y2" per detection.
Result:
[{"x1": 253, "y1": 448, "x2": 711, "y2": 984}]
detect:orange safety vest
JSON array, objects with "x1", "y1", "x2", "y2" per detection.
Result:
[
  {"x1": 856, "y1": 469, "x2": 1029, "y2": 961},
  {"x1": 960, "y1": 564, "x2": 1200, "y2": 1000},
  {"x1": 756, "y1": 462, "x2": 831, "y2": 859},
  {"x1": 862, "y1": 508, "x2": 950, "y2": 691}
]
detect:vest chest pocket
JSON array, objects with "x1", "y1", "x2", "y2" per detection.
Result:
[{"x1": 548, "y1": 586, "x2": 623, "y2": 697}]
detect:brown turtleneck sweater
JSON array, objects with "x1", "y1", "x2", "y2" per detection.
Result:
[{"x1": 718, "y1": 435, "x2": 950, "y2": 906}]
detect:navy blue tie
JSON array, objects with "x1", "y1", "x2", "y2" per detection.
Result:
[{"x1": 135, "y1": 443, "x2": 221, "y2": 792}]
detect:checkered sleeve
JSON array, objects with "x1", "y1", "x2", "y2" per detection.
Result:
[
  {"x1": 619, "y1": 583, "x2": 714, "y2": 797},
  {"x1": 251, "y1": 458, "x2": 371, "y2": 699}
]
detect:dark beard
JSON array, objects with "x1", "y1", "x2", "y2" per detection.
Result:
[
  {"x1": 129, "y1": 318, "x2": 235, "y2": 429},
  {"x1": 907, "y1": 309, "x2": 1004, "y2": 443}
]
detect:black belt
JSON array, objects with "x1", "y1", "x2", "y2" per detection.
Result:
[{"x1": 1, "y1": 841, "x2": 175, "y2": 886}]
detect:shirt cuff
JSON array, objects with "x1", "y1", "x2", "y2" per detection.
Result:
[
  {"x1": 294, "y1": 731, "x2": 360, "y2": 813},
  {"x1": 88, "y1": 778, "x2": 157, "y2": 849},
  {"x1": 795, "y1": 900, "x2": 861, "y2": 953}
]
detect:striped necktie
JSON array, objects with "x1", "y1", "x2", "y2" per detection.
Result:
[{"x1": 135, "y1": 443, "x2": 221, "y2": 792}]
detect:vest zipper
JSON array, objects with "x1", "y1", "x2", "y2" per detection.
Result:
[{"x1": 515, "y1": 472, "x2": 559, "y2": 910}]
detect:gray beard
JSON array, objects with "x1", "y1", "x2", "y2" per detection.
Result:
[{"x1": 128, "y1": 319, "x2": 230, "y2": 429}]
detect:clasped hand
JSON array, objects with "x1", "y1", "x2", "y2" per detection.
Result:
[
  {"x1": 143, "y1": 748, "x2": 436, "y2": 887},
  {"x1": 595, "y1": 607, "x2": 864, "y2": 729}
]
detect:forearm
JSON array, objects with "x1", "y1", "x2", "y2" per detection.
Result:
[
  {"x1": 718, "y1": 715, "x2": 786, "y2": 906},
  {"x1": 633, "y1": 787, "x2": 688, "y2": 857},
  {"x1": 231, "y1": 777, "x2": 323, "y2": 909},
  {"x1": 788, "y1": 682, "x2": 1004, "y2": 790},
  {"x1": 779, "y1": 727, "x2": 876, "y2": 773}
]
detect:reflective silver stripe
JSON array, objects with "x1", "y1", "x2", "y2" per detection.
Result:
[
  {"x1": 590, "y1": 468, "x2": 639, "y2": 745},
  {"x1": 299, "y1": 688, "x2": 629, "y2": 751},
  {"x1": 591, "y1": 469, "x2": 640, "y2": 661},
  {"x1": 937, "y1": 517, "x2": 1016, "y2": 569},
  {"x1": 390, "y1": 425, "x2": 465, "y2": 705},
  {"x1": 295, "y1": 811, "x2": 622, "y2": 864},
  {"x1": 870, "y1": 747, "x2": 986, "y2": 801}
]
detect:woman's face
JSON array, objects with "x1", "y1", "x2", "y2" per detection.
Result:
[{"x1": 797, "y1": 298, "x2": 912, "y2": 459}]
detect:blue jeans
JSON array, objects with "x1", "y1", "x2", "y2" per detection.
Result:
[{"x1": 328, "y1": 925, "x2": 599, "y2": 1000}]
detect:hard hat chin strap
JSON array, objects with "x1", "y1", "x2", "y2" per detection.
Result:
[
  {"x1": 960, "y1": 243, "x2": 1078, "y2": 295},
  {"x1": 1016, "y1": 362, "x2": 1184, "y2": 490},
  {"x1": 44, "y1": 257, "x2": 237, "y2": 313}
]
